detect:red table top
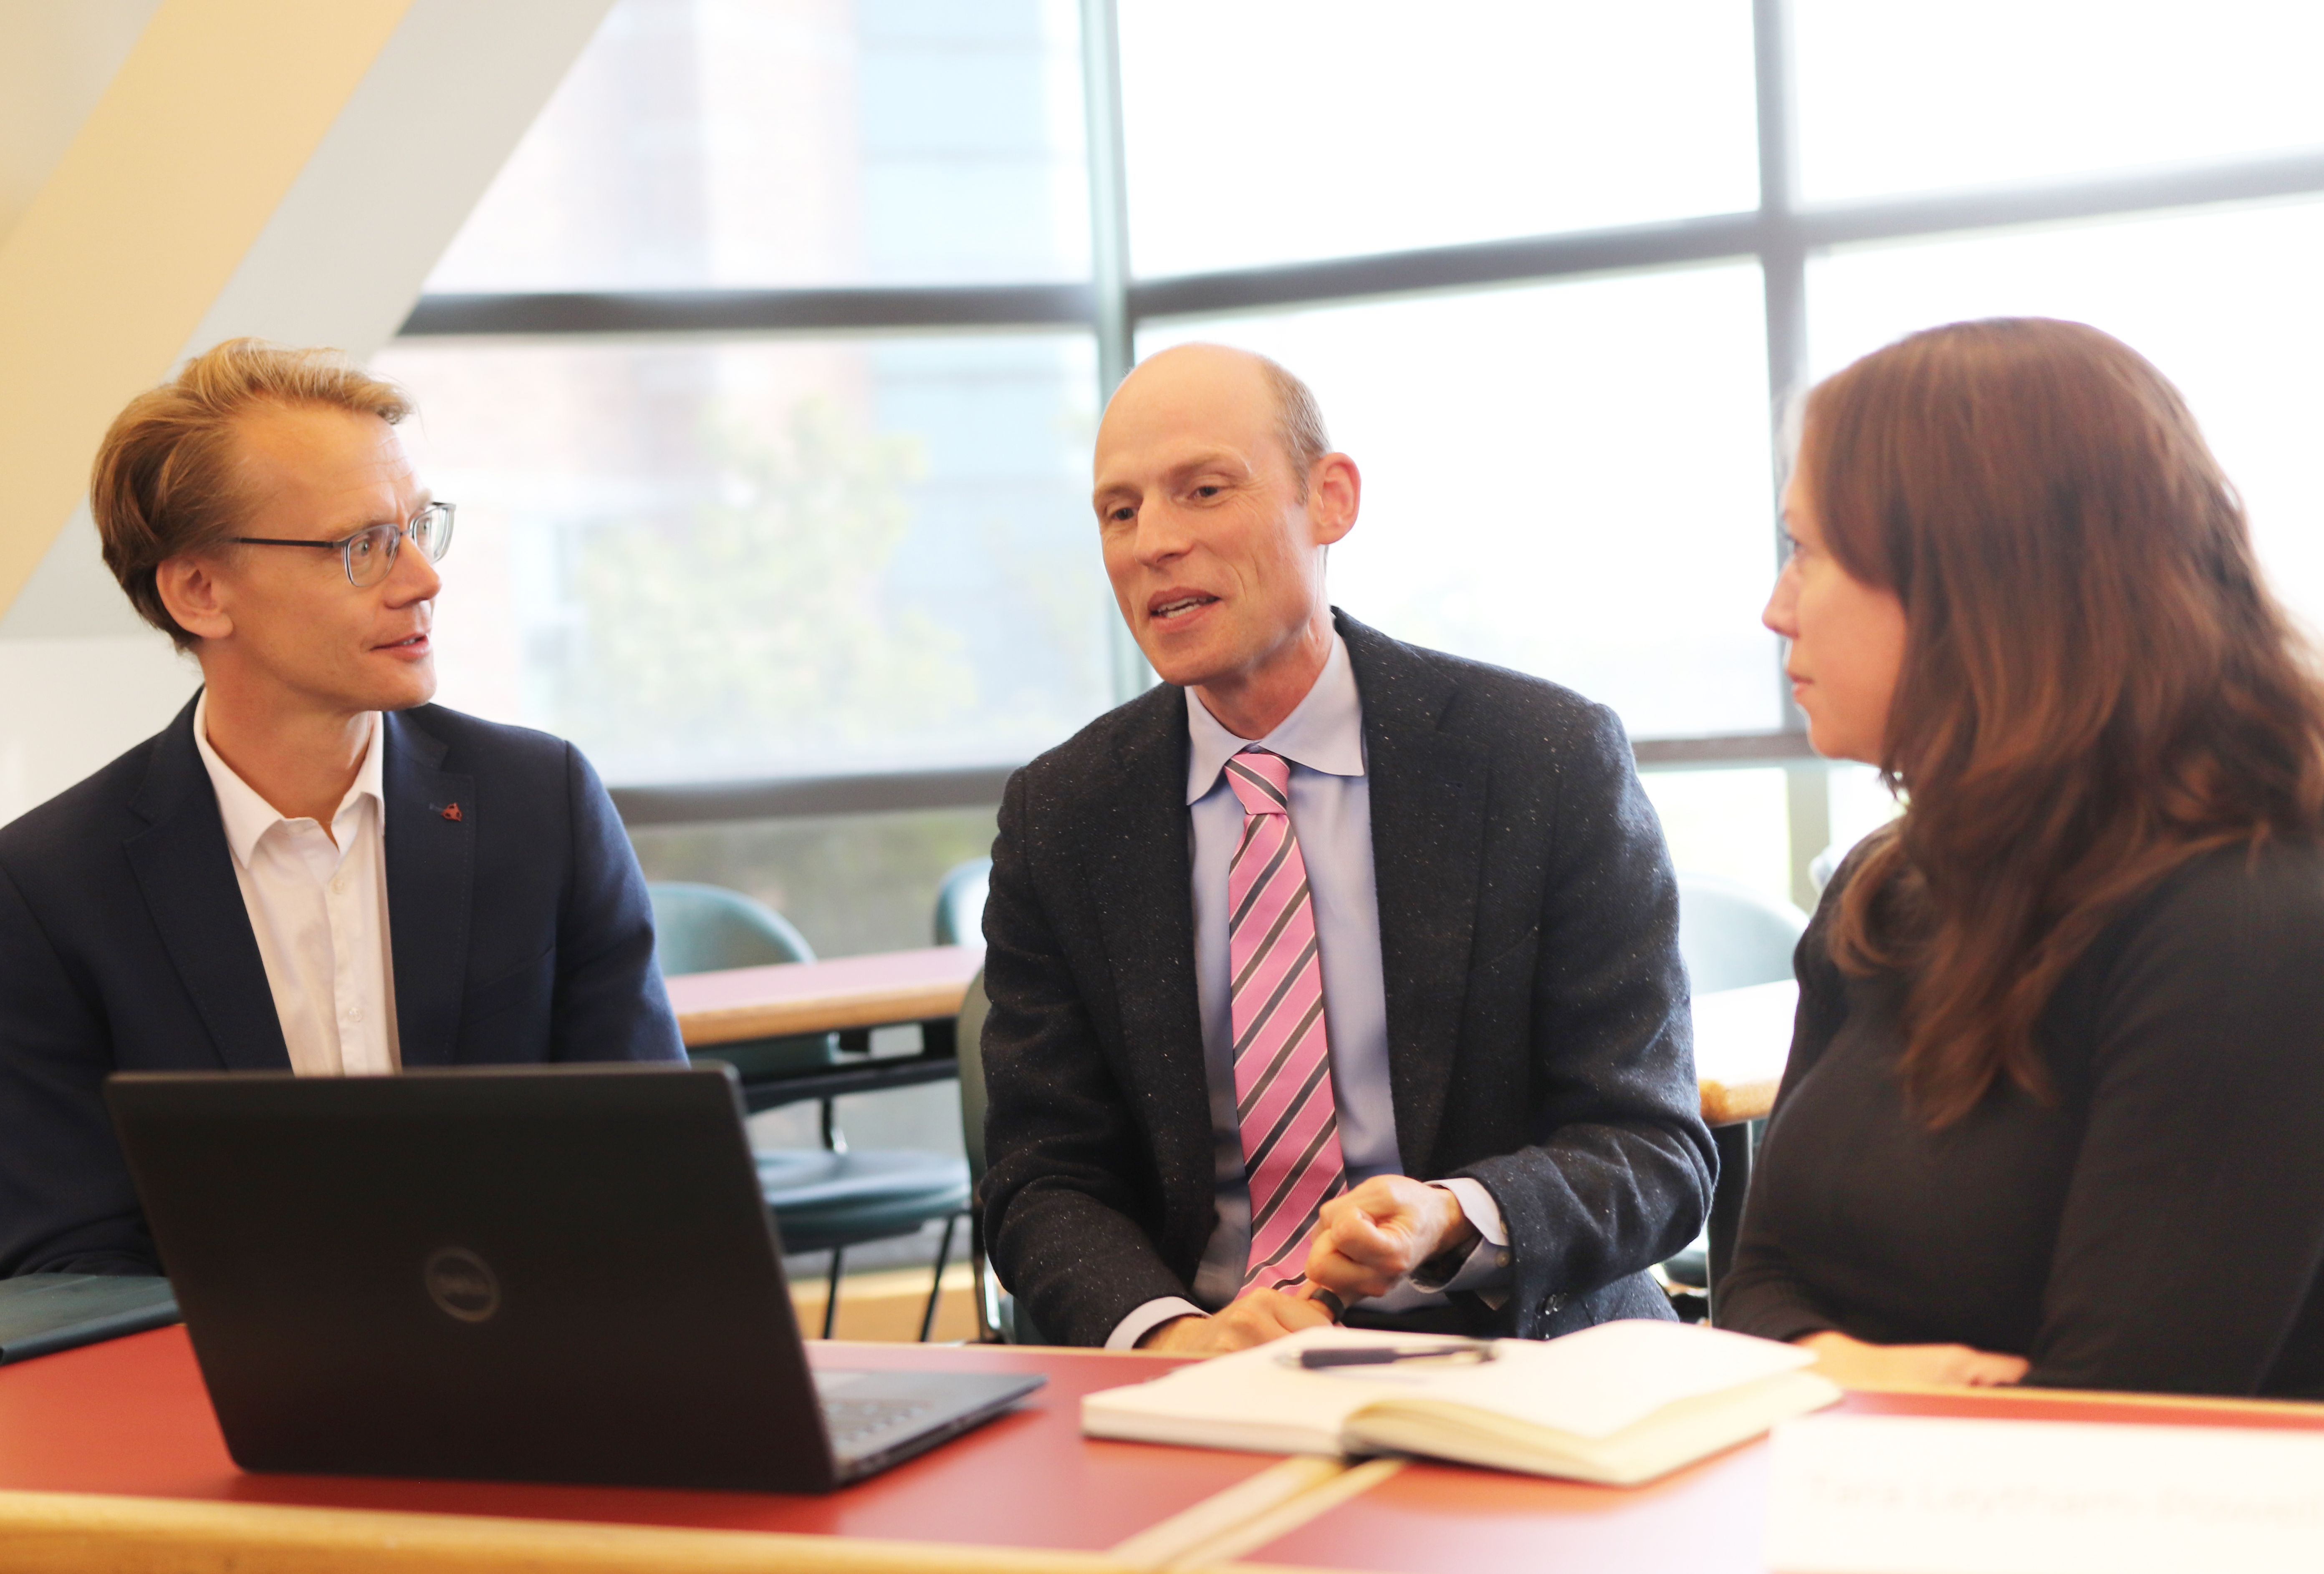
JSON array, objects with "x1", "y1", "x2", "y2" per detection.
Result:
[
  {"x1": 1247, "y1": 1385, "x2": 2324, "y2": 1573},
  {"x1": 19, "y1": 1326, "x2": 2324, "y2": 1571},
  {"x1": 0, "y1": 1326, "x2": 1270, "y2": 1553}
]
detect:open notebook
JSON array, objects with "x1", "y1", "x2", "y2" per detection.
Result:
[{"x1": 1083, "y1": 1319, "x2": 1841, "y2": 1487}]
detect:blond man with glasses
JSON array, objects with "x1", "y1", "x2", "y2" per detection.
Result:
[{"x1": 0, "y1": 339, "x2": 682, "y2": 1279}]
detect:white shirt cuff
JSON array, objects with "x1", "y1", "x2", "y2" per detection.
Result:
[
  {"x1": 1410, "y1": 1178, "x2": 1513, "y2": 1294},
  {"x1": 1106, "y1": 1296, "x2": 1207, "y2": 1351}
]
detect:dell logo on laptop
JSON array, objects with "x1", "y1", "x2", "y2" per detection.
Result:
[{"x1": 423, "y1": 1246, "x2": 500, "y2": 1323}]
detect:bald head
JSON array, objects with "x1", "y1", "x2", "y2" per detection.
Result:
[
  {"x1": 1102, "y1": 344, "x2": 1331, "y2": 499},
  {"x1": 1091, "y1": 344, "x2": 1360, "y2": 739}
]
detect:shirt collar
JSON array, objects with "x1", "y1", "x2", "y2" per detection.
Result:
[
  {"x1": 192, "y1": 691, "x2": 387, "y2": 868},
  {"x1": 1185, "y1": 631, "x2": 1365, "y2": 806}
]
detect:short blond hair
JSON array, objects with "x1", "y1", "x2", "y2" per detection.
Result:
[{"x1": 91, "y1": 338, "x2": 413, "y2": 648}]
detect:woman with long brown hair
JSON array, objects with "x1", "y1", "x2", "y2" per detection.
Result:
[{"x1": 1719, "y1": 317, "x2": 2324, "y2": 1395}]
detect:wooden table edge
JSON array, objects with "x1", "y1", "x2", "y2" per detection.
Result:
[
  {"x1": 1844, "y1": 1380, "x2": 2324, "y2": 1419},
  {"x1": 1699, "y1": 1077, "x2": 1778, "y2": 1128},
  {"x1": 0, "y1": 1488, "x2": 1153, "y2": 1574},
  {"x1": 680, "y1": 983, "x2": 970, "y2": 1047}
]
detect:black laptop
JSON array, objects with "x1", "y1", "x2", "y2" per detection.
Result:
[{"x1": 105, "y1": 1063, "x2": 1040, "y2": 1493}]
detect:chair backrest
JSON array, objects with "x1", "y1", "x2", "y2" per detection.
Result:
[
  {"x1": 955, "y1": 969, "x2": 993, "y2": 1184},
  {"x1": 646, "y1": 882, "x2": 817, "y2": 977},
  {"x1": 956, "y1": 967, "x2": 1046, "y2": 1342},
  {"x1": 1675, "y1": 871, "x2": 1809, "y2": 995},
  {"x1": 932, "y1": 857, "x2": 993, "y2": 947}
]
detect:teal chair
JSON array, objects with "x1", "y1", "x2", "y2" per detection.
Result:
[
  {"x1": 953, "y1": 968, "x2": 1047, "y2": 1344},
  {"x1": 932, "y1": 857, "x2": 991, "y2": 947},
  {"x1": 1675, "y1": 872, "x2": 1810, "y2": 996},
  {"x1": 932, "y1": 858, "x2": 995, "y2": 1338},
  {"x1": 649, "y1": 883, "x2": 840, "y2": 1084},
  {"x1": 1664, "y1": 872, "x2": 1810, "y2": 1314},
  {"x1": 647, "y1": 882, "x2": 970, "y2": 1339}
]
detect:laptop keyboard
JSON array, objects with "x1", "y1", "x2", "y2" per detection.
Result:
[{"x1": 822, "y1": 1396, "x2": 935, "y2": 1451}]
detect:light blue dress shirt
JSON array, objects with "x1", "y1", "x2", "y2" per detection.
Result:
[{"x1": 1105, "y1": 634, "x2": 1511, "y2": 1350}]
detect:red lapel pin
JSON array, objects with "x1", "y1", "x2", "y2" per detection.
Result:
[{"x1": 440, "y1": 803, "x2": 463, "y2": 822}]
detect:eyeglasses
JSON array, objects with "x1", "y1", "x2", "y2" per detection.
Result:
[{"x1": 231, "y1": 502, "x2": 455, "y2": 588}]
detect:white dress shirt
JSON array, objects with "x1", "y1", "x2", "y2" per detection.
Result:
[
  {"x1": 1105, "y1": 635, "x2": 1510, "y2": 1350},
  {"x1": 192, "y1": 694, "x2": 400, "y2": 1076}
]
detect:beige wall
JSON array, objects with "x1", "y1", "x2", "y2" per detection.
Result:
[
  {"x1": 0, "y1": 0, "x2": 616, "y2": 825},
  {"x1": 0, "y1": 0, "x2": 164, "y2": 242},
  {"x1": 0, "y1": 2, "x2": 189, "y2": 813}
]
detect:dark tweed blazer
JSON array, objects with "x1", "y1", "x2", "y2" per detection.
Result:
[{"x1": 979, "y1": 611, "x2": 1715, "y2": 1346}]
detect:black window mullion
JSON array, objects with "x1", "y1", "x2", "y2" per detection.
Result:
[
  {"x1": 1081, "y1": 0, "x2": 1151, "y2": 705},
  {"x1": 1754, "y1": 0, "x2": 1809, "y2": 737}
]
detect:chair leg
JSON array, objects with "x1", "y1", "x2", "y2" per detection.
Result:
[
  {"x1": 1705, "y1": 1120, "x2": 1759, "y2": 1325},
  {"x1": 819, "y1": 1098, "x2": 847, "y2": 1154},
  {"x1": 919, "y1": 1213, "x2": 960, "y2": 1343},
  {"x1": 969, "y1": 1215, "x2": 1003, "y2": 1344},
  {"x1": 822, "y1": 1245, "x2": 844, "y2": 1340}
]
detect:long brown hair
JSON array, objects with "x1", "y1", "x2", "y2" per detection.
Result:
[{"x1": 1807, "y1": 318, "x2": 2324, "y2": 1126}]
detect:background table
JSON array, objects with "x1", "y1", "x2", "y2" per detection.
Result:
[
  {"x1": 666, "y1": 947, "x2": 1796, "y2": 1133},
  {"x1": 1692, "y1": 981, "x2": 1794, "y2": 1130},
  {"x1": 664, "y1": 946, "x2": 986, "y2": 1115},
  {"x1": 665, "y1": 951, "x2": 1800, "y2": 1297},
  {"x1": 1692, "y1": 980, "x2": 1797, "y2": 1303}
]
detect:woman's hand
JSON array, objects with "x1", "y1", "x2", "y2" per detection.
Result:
[{"x1": 1799, "y1": 1330, "x2": 2030, "y2": 1390}]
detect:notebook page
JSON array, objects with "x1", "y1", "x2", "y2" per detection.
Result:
[
  {"x1": 1396, "y1": 1319, "x2": 1819, "y2": 1439},
  {"x1": 1080, "y1": 1327, "x2": 1479, "y2": 1452}
]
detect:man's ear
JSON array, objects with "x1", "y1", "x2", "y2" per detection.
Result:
[
  {"x1": 1308, "y1": 452, "x2": 1360, "y2": 547},
  {"x1": 154, "y1": 553, "x2": 234, "y2": 643}
]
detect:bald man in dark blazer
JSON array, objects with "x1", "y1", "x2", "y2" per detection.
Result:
[{"x1": 978, "y1": 346, "x2": 1714, "y2": 1351}]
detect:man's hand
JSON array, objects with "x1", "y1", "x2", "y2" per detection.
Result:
[
  {"x1": 1303, "y1": 1175, "x2": 1482, "y2": 1301},
  {"x1": 1137, "y1": 1288, "x2": 1335, "y2": 1354},
  {"x1": 1799, "y1": 1331, "x2": 2029, "y2": 1390}
]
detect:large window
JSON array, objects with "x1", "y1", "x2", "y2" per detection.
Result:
[
  {"x1": 1791, "y1": 0, "x2": 2324, "y2": 203},
  {"x1": 395, "y1": 0, "x2": 2324, "y2": 924},
  {"x1": 1808, "y1": 202, "x2": 2324, "y2": 633},
  {"x1": 382, "y1": 333, "x2": 1105, "y2": 781},
  {"x1": 422, "y1": 0, "x2": 1089, "y2": 291},
  {"x1": 1136, "y1": 266, "x2": 1782, "y2": 739},
  {"x1": 1114, "y1": 0, "x2": 1759, "y2": 276},
  {"x1": 386, "y1": 0, "x2": 1104, "y2": 786}
]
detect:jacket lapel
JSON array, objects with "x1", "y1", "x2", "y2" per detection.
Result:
[
  {"x1": 1340, "y1": 612, "x2": 1490, "y2": 1173},
  {"x1": 1083, "y1": 685, "x2": 1215, "y2": 1257},
  {"x1": 382, "y1": 708, "x2": 474, "y2": 1067},
  {"x1": 123, "y1": 694, "x2": 291, "y2": 1071}
]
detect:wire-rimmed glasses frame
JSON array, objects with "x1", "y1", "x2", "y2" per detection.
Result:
[{"x1": 230, "y1": 501, "x2": 455, "y2": 588}]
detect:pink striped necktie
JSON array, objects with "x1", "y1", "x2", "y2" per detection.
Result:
[{"x1": 1223, "y1": 748, "x2": 1346, "y2": 1294}]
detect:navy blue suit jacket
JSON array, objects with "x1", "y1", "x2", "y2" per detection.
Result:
[{"x1": 0, "y1": 696, "x2": 685, "y2": 1276}]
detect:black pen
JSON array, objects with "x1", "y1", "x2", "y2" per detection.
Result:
[{"x1": 1294, "y1": 1342, "x2": 1497, "y2": 1369}]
